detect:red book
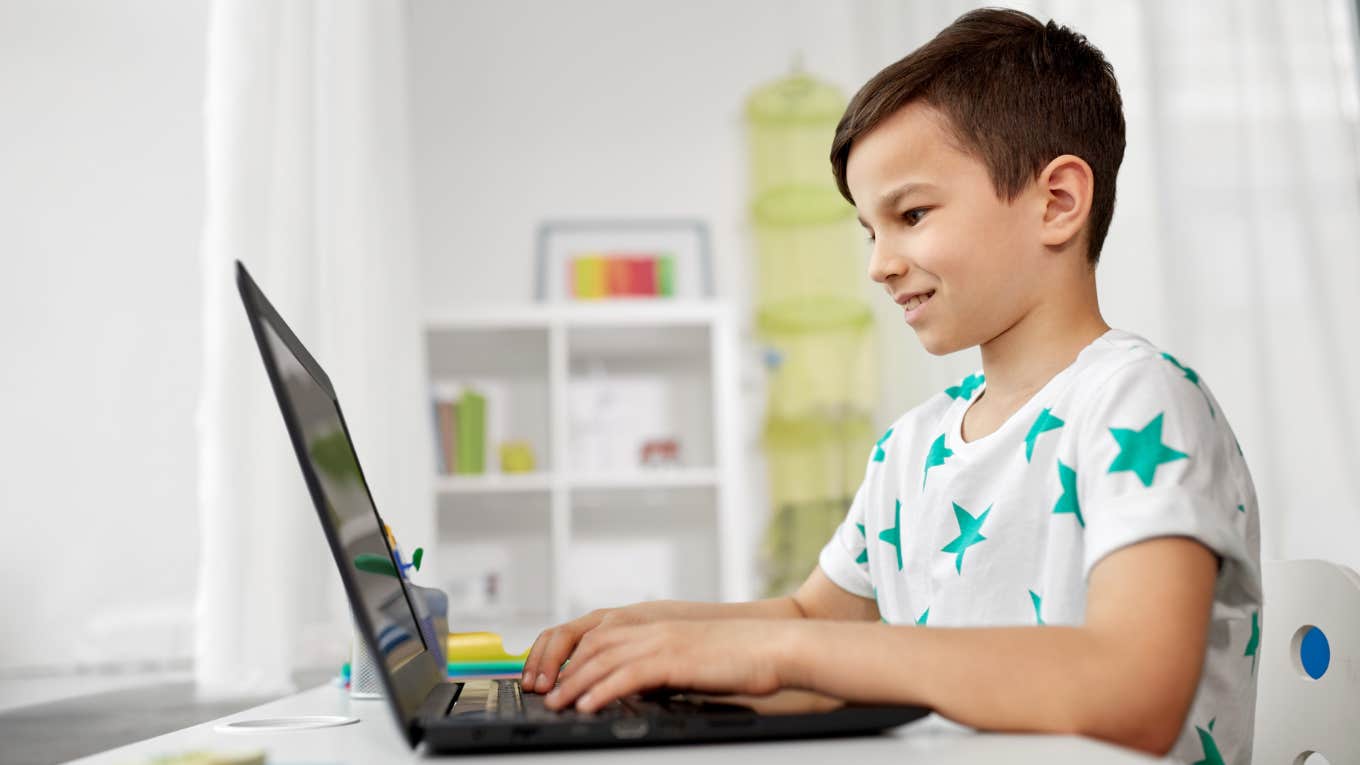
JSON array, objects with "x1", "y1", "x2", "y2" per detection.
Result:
[{"x1": 633, "y1": 257, "x2": 656, "y2": 296}]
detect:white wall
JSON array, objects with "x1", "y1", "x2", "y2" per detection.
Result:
[
  {"x1": 408, "y1": 1, "x2": 988, "y2": 599},
  {"x1": 0, "y1": 0, "x2": 208, "y2": 671}
]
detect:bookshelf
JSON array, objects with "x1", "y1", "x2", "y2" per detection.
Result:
[{"x1": 423, "y1": 300, "x2": 749, "y2": 650}]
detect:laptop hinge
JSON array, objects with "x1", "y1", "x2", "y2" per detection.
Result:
[{"x1": 416, "y1": 681, "x2": 462, "y2": 723}]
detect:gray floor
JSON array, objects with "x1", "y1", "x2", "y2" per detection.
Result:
[{"x1": 0, "y1": 668, "x2": 333, "y2": 765}]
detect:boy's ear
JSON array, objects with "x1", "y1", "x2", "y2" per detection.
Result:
[{"x1": 1036, "y1": 154, "x2": 1094, "y2": 252}]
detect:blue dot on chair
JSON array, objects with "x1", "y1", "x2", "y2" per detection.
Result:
[{"x1": 1299, "y1": 626, "x2": 1331, "y2": 680}]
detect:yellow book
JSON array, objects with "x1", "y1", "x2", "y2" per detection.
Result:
[
  {"x1": 572, "y1": 254, "x2": 605, "y2": 299},
  {"x1": 446, "y1": 631, "x2": 530, "y2": 662}
]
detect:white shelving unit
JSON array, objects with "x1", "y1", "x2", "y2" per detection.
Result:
[{"x1": 423, "y1": 301, "x2": 749, "y2": 648}]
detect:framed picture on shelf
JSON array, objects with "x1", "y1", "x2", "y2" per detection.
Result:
[{"x1": 535, "y1": 219, "x2": 713, "y2": 302}]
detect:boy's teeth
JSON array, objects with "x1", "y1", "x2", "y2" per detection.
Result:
[{"x1": 905, "y1": 291, "x2": 933, "y2": 310}]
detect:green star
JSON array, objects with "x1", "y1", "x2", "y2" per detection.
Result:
[
  {"x1": 1023, "y1": 407, "x2": 1065, "y2": 462},
  {"x1": 941, "y1": 501, "x2": 990, "y2": 574},
  {"x1": 922, "y1": 433, "x2": 953, "y2": 489},
  {"x1": 945, "y1": 373, "x2": 985, "y2": 401},
  {"x1": 873, "y1": 427, "x2": 893, "y2": 463},
  {"x1": 1245, "y1": 610, "x2": 1259, "y2": 674},
  {"x1": 1029, "y1": 589, "x2": 1044, "y2": 625},
  {"x1": 1107, "y1": 412, "x2": 1189, "y2": 487},
  {"x1": 1162, "y1": 352, "x2": 1215, "y2": 418},
  {"x1": 1191, "y1": 718, "x2": 1225, "y2": 765},
  {"x1": 1052, "y1": 459, "x2": 1084, "y2": 527},
  {"x1": 916, "y1": 607, "x2": 930, "y2": 626},
  {"x1": 878, "y1": 499, "x2": 904, "y2": 571},
  {"x1": 1237, "y1": 504, "x2": 1245, "y2": 513},
  {"x1": 855, "y1": 523, "x2": 868, "y2": 564}
]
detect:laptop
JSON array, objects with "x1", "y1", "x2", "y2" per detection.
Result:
[{"x1": 235, "y1": 261, "x2": 930, "y2": 753}]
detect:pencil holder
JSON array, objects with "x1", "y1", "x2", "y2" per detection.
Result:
[{"x1": 350, "y1": 584, "x2": 450, "y2": 699}]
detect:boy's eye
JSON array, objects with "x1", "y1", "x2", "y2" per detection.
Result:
[{"x1": 862, "y1": 208, "x2": 929, "y2": 243}]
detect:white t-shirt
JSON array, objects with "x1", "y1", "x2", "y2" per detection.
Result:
[{"x1": 819, "y1": 328, "x2": 1262, "y2": 764}]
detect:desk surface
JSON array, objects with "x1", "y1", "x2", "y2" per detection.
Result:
[{"x1": 73, "y1": 684, "x2": 1167, "y2": 764}]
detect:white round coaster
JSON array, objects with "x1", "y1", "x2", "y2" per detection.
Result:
[{"x1": 214, "y1": 715, "x2": 360, "y2": 734}]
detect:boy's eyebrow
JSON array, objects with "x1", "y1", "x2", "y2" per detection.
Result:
[{"x1": 856, "y1": 181, "x2": 939, "y2": 227}]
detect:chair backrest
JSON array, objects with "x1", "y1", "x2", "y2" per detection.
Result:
[{"x1": 1254, "y1": 559, "x2": 1360, "y2": 764}]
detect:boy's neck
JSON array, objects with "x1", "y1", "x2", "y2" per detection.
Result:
[{"x1": 975, "y1": 291, "x2": 1110, "y2": 406}]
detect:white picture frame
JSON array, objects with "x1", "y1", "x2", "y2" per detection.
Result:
[{"x1": 535, "y1": 219, "x2": 713, "y2": 302}]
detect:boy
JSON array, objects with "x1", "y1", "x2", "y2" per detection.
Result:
[{"x1": 521, "y1": 8, "x2": 1262, "y2": 762}]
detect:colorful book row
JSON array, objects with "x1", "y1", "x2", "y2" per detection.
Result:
[
  {"x1": 569, "y1": 253, "x2": 675, "y2": 299},
  {"x1": 432, "y1": 388, "x2": 486, "y2": 475}
]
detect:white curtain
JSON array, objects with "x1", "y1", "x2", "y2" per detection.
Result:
[
  {"x1": 852, "y1": 0, "x2": 1360, "y2": 573},
  {"x1": 195, "y1": 0, "x2": 432, "y2": 698}
]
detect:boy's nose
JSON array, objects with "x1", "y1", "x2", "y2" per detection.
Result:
[{"x1": 868, "y1": 245, "x2": 908, "y2": 284}]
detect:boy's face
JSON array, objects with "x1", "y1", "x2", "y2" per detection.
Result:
[{"x1": 847, "y1": 101, "x2": 1048, "y2": 356}]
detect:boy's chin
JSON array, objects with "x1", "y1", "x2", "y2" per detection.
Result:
[{"x1": 916, "y1": 329, "x2": 964, "y2": 356}]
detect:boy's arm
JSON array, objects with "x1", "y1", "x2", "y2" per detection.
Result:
[
  {"x1": 783, "y1": 535, "x2": 1218, "y2": 757},
  {"x1": 520, "y1": 568, "x2": 876, "y2": 692},
  {"x1": 631, "y1": 568, "x2": 880, "y2": 622}
]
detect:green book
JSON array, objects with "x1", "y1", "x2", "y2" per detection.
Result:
[
  {"x1": 657, "y1": 253, "x2": 675, "y2": 297},
  {"x1": 456, "y1": 388, "x2": 486, "y2": 474}
]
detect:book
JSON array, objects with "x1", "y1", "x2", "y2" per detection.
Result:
[
  {"x1": 456, "y1": 388, "x2": 486, "y2": 474},
  {"x1": 432, "y1": 379, "x2": 508, "y2": 476},
  {"x1": 571, "y1": 255, "x2": 605, "y2": 299},
  {"x1": 438, "y1": 401, "x2": 458, "y2": 474},
  {"x1": 657, "y1": 254, "x2": 675, "y2": 297}
]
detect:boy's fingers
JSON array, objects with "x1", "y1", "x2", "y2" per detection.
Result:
[
  {"x1": 534, "y1": 627, "x2": 582, "y2": 692},
  {"x1": 520, "y1": 630, "x2": 552, "y2": 688},
  {"x1": 545, "y1": 643, "x2": 635, "y2": 711},
  {"x1": 575, "y1": 660, "x2": 664, "y2": 713}
]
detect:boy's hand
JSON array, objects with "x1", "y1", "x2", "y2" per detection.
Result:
[
  {"x1": 520, "y1": 605, "x2": 661, "y2": 693},
  {"x1": 542, "y1": 619, "x2": 791, "y2": 713}
]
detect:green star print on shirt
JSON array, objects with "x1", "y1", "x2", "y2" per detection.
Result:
[
  {"x1": 1162, "y1": 351, "x2": 1216, "y2": 418},
  {"x1": 945, "y1": 373, "x2": 984, "y2": 401},
  {"x1": 1245, "y1": 611, "x2": 1260, "y2": 673},
  {"x1": 873, "y1": 428, "x2": 893, "y2": 462},
  {"x1": 1191, "y1": 718, "x2": 1225, "y2": 765},
  {"x1": 1023, "y1": 407, "x2": 1064, "y2": 462},
  {"x1": 879, "y1": 500, "x2": 904, "y2": 570},
  {"x1": 922, "y1": 434, "x2": 953, "y2": 488},
  {"x1": 1052, "y1": 459, "x2": 1084, "y2": 527},
  {"x1": 855, "y1": 523, "x2": 868, "y2": 565},
  {"x1": 1108, "y1": 412, "x2": 1189, "y2": 487},
  {"x1": 941, "y1": 501, "x2": 990, "y2": 574}
]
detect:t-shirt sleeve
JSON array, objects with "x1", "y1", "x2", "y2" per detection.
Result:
[
  {"x1": 1073, "y1": 355, "x2": 1254, "y2": 581},
  {"x1": 817, "y1": 448, "x2": 877, "y2": 599}
]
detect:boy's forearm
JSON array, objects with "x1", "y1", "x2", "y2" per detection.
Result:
[
  {"x1": 779, "y1": 620, "x2": 1184, "y2": 756},
  {"x1": 646, "y1": 596, "x2": 805, "y2": 621}
]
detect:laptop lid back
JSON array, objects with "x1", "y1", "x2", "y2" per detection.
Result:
[{"x1": 235, "y1": 261, "x2": 443, "y2": 747}]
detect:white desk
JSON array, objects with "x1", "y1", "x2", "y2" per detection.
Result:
[{"x1": 72, "y1": 684, "x2": 1167, "y2": 764}]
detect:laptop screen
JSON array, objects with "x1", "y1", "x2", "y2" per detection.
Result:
[{"x1": 257, "y1": 312, "x2": 430, "y2": 671}]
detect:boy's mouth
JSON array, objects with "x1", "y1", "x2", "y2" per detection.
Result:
[{"x1": 899, "y1": 291, "x2": 935, "y2": 311}]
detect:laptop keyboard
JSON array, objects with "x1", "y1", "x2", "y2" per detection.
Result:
[{"x1": 454, "y1": 679, "x2": 656, "y2": 722}]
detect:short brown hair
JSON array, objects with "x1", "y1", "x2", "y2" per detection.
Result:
[{"x1": 830, "y1": 8, "x2": 1126, "y2": 266}]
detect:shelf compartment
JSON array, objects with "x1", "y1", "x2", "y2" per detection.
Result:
[
  {"x1": 434, "y1": 491, "x2": 552, "y2": 636},
  {"x1": 569, "y1": 486, "x2": 719, "y2": 610}
]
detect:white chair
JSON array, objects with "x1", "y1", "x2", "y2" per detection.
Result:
[{"x1": 1254, "y1": 559, "x2": 1360, "y2": 764}]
